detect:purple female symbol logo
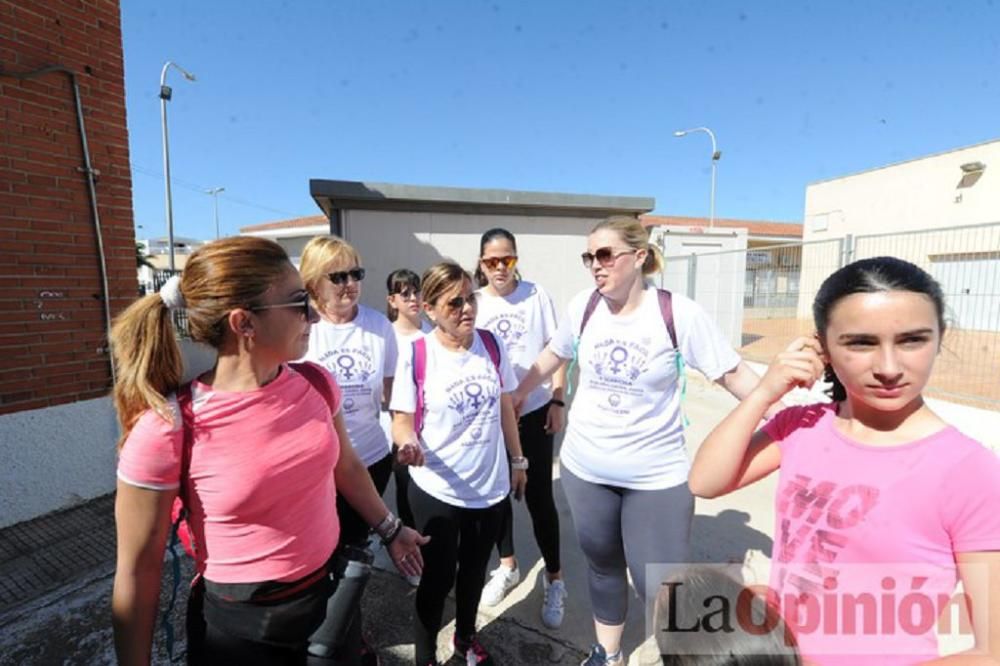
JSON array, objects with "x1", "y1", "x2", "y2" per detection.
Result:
[
  {"x1": 608, "y1": 346, "x2": 629, "y2": 375},
  {"x1": 464, "y1": 382, "x2": 484, "y2": 410},
  {"x1": 496, "y1": 318, "x2": 512, "y2": 340},
  {"x1": 336, "y1": 354, "x2": 357, "y2": 380}
]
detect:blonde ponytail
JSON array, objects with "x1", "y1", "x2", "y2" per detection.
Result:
[{"x1": 110, "y1": 293, "x2": 183, "y2": 449}]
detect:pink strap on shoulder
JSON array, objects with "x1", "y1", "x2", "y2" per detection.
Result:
[
  {"x1": 290, "y1": 361, "x2": 336, "y2": 413},
  {"x1": 412, "y1": 337, "x2": 428, "y2": 435},
  {"x1": 476, "y1": 329, "x2": 503, "y2": 388}
]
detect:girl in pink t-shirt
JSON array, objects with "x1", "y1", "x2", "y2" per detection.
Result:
[
  {"x1": 689, "y1": 257, "x2": 1000, "y2": 665},
  {"x1": 110, "y1": 237, "x2": 426, "y2": 666}
]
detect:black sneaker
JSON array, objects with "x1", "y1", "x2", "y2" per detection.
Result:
[{"x1": 580, "y1": 643, "x2": 623, "y2": 666}]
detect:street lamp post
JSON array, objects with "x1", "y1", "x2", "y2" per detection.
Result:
[
  {"x1": 206, "y1": 186, "x2": 225, "y2": 239},
  {"x1": 160, "y1": 61, "x2": 196, "y2": 271},
  {"x1": 674, "y1": 127, "x2": 721, "y2": 228}
]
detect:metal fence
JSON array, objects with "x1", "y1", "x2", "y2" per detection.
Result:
[
  {"x1": 661, "y1": 222, "x2": 1000, "y2": 411},
  {"x1": 149, "y1": 268, "x2": 189, "y2": 336}
]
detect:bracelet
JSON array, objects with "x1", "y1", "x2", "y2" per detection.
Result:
[
  {"x1": 510, "y1": 456, "x2": 529, "y2": 471},
  {"x1": 549, "y1": 399, "x2": 566, "y2": 408},
  {"x1": 380, "y1": 518, "x2": 403, "y2": 546},
  {"x1": 374, "y1": 512, "x2": 399, "y2": 540}
]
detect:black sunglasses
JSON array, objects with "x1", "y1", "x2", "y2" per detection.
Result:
[
  {"x1": 249, "y1": 296, "x2": 315, "y2": 319},
  {"x1": 328, "y1": 268, "x2": 366, "y2": 285},
  {"x1": 394, "y1": 287, "x2": 421, "y2": 299},
  {"x1": 444, "y1": 293, "x2": 477, "y2": 311}
]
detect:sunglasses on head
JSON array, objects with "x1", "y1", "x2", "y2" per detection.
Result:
[
  {"x1": 480, "y1": 255, "x2": 518, "y2": 271},
  {"x1": 444, "y1": 293, "x2": 477, "y2": 311},
  {"x1": 328, "y1": 268, "x2": 366, "y2": 285},
  {"x1": 250, "y1": 296, "x2": 314, "y2": 319},
  {"x1": 581, "y1": 247, "x2": 637, "y2": 269}
]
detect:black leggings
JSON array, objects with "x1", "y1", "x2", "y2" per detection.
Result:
[
  {"x1": 495, "y1": 403, "x2": 561, "y2": 573},
  {"x1": 560, "y1": 465, "x2": 693, "y2": 625},
  {"x1": 306, "y1": 452, "x2": 393, "y2": 662},
  {"x1": 409, "y1": 481, "x2": 504, "y2": 665},
  {"x1": 335, "y1": 452, "x2": 393, "y2": 546}
]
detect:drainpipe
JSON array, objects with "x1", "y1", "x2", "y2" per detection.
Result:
[{"x1": 1, "y1": 65, "x2": 116, "y2": 385}]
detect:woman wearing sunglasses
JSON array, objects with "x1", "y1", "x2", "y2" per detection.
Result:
[
  {"x1": 382, "y1": 268, "x2": 433, "y2": 585},
  {"x1": 298, "y1": 235, "x2": 400, "y2": 663},
  {"x1": 472, "y1": 228, "x2": 569, "y2": 628},
  {"x1": 391, "y1": 262, "x2": 527, "y2": 666},
  {"x1": 513, "y1": 217, "x2": 768, "y2": 666},
  {"x1": 111, "y1": 237, "x2": 425, "y2": 665}
]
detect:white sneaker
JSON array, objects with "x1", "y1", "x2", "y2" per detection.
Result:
[
  {"x1": 480, "y1": 565, "x2": 520, "y2": 606},
  {"x1": 541, "y1": 577, "x2": 567, "y2": 628}
]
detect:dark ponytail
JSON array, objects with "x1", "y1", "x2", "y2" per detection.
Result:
[
  {"x1": 813, "y1": 256, "x2": 946, "y2": 402},
  {"x1": 474, "y1": 227, "x2": 520, "y2": 287}
]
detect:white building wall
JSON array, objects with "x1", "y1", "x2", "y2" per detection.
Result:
[{"x1": 0, "y1": 398, "x2": 118, "y2": 528}]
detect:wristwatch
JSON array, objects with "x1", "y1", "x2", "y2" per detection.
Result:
[{"x1": 511, "y1": 456, "x2": 529, "y2": 471}]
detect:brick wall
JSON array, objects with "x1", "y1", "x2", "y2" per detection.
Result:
[{"x1": 0, "y1": 0, "x2": 135, "y2": 415}]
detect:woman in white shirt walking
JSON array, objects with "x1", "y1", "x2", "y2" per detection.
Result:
[
  {"x1": 472, "y1": 228, "x2": 569, "y2": 629},
  {"x1": 514, "y1": 217, "x2": 766, "y2": 666},
  {"x1": 391, "y1": 262, "x2": 528, "y2": 666}
]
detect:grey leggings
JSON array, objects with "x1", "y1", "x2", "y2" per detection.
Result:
[{"x1": 561, "y1": 464, "x2": 694, "y2": 625}]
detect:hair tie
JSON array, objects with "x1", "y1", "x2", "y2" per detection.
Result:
[{"x1": 159, "y1": 275, "x2": 186, "y2": 311}]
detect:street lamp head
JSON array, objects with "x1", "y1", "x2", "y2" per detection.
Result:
[{"x1": 673, "y1": 130, "x2": 687, "y2": 137}]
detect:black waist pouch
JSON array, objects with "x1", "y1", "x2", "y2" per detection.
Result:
[{"x1": 199, "y1": 561, "x2": 334, "y2": 647}]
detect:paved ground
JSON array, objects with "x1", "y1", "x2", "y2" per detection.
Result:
[{"x1": 0, "y1": 377, "x2": 769, "y2": 665}]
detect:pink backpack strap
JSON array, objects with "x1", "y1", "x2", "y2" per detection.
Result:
[
  {"x1": 477, "y1": 329, "x2": 503, "y2": 387},
  {"x1": 412, "y1": 337, "x2": 428, "y2": 436},
  {"x1": 578, "y1": 289, "x2": 603, "y2": 337},
  {"x1": 656, "y1": 289, "x2": 678, "y2": 350},
  {"x1": 290, "y1": 361, "x2": 337, "y2": 413}
]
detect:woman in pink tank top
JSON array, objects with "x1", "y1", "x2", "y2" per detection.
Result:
[{"x1": 110, "y1": 237, "x2": 427, "y2": 666}]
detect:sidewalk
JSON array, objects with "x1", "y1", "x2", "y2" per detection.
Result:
[{"x1": 0, "y1": 378, "x2": 771, "y2": 665}]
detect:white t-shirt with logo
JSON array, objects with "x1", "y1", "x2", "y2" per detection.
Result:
[
  {"x1": 305, "y1": 305, "x2": 398, "y2": 467},
  {"x1": 475, "y1": 280, "x2": 559, "y2": 415},
  {"x1": 390, "y1": 330, "x2": 518, "y2": 508},
  {"x1": 550, "y1": 285, "x2": 741, "y2": 490}
]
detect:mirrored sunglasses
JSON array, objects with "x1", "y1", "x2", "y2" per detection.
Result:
[{"x1": 480, "y1": 255, "x2": 518, "y2": 271}]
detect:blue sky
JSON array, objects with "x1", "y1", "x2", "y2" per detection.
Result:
[{"x1": 121, "y1": 1, "x2": 1000, "y2": 240}]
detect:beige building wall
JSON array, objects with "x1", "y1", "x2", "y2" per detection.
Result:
[
  {"x1": 796, "y1": 139, "x2": 1000, "y2": 319},
  {"x1": 343, "y1": 209, "x2": 599, "y2": 317}
]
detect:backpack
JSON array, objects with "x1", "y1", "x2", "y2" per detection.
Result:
[
  {"x1": 411, "y1": 329, "x2": 502, "y2": 436},
  {"x1": 568, "y1": 288, "x2": 685, "y2": 399},
  {"x1": 160, "y1": 362, "x2": 337, "y2": 661}
]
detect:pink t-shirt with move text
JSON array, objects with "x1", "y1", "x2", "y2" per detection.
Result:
[
  {"x1": 117, "y1": 363, "x2": 342, "y2": 584},
  {"x1": 763, "y1": 403, "x2": 1000, "y2": 665}
]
